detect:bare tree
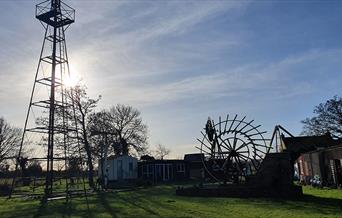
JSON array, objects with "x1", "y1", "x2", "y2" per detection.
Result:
[
  {"x1": 89, "y1": 105, "x2": 148, "y2": 157},
  {"x1": 108, "y1": 104, "x2": 148, "y2": 156},
  {"x1": 0, "y1": 117, "x2": 21, "y2": 166},
  {"x1": 302, "y1": 96, "x2": 342, "y2": 137},
  {"x1": 88, "y1": 110, "x2": 114, "y2": 178},
  {"x1": 88, "y1": 110, "x2": 113, "y2": 160},
  {"x1": 65, "y1": 86, "x2": 100, "y2": 188},
  {"x1": 154, "y1": 144, "x2": 171, "y2": 160}
]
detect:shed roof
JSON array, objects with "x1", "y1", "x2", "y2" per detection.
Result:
[
  {"x1": 282, "y1": 133, "x2": 342, "y2": 159},
  {"x1": 106, "y1": 155, "x2": 138, "y2": 160},
  {"x1": 138, "y1": 159, "x2": 185, "y2": 164},
  {"x1": 184, "y1": 153, "x2": 204, "y2": 162}
]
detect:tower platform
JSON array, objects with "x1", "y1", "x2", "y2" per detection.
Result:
[{"x1": 36, "y1": 0, "x2": 74, "y2": 28}]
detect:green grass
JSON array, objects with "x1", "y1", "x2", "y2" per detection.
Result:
[
  {"x1": 0, "y1": 184, "x2": 341, "y2": 218},
  {"x1": 6, "y1": 177, "x2": 90, "y2": 197}
]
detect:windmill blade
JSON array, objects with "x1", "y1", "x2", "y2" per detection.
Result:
[
  {"x1": 227, "y1": 114, "x2": 238, "y2": 132},
  {"x1": 224, "y1": 114, "x2": 229, "y2": 132},
  {"x1": 197, "y1": 114, "x2": 269, "y2": 184},
  {"x1": 232, "y1": 116, "x2": 246, "y2": 132}
]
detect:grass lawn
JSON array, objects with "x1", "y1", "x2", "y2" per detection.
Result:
[{"x1": 0, "y1": 184, "x2": 341, "y2": 218}]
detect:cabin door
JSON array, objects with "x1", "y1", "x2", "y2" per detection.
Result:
[
  {"x1": 333, "y1": 159, "x2": 342, "y2": 186},
  {"x1": 156, "y1": 164, "x2": 163, "y2": 181},
  {"x1": 163, "y1": 164, "x2": 173, "y2": 181},
  {"x1": 117, "y1": 160, "x2": 123, "y2": 180}
]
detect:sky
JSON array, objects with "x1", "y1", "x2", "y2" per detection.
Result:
[{"x1": 1, "y1": 0, "x2": 342, "y2": 158}]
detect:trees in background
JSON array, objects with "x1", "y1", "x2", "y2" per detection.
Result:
[
  {"x1": 18, "y1": 157, "x2": 28, "y2": 177},
  {"x1": 154, "y1": 144, "x2": 171, "y2": 160},
  {"x1": 39, "y1": 86, "x2": 149, "y2": 188},
  {"x1": 63, "y1": 89, "x2": 149, "y2": 188},
  {"x1": 1, "y1": 86, "x2": 150, "y2": 190},
  {"x1": 26, "y1": 160, "x2": 43, "y2": 177},
  {"x1": 35, "y1": 85, "x2": 101, "y2": 188},
  {"x1": 0, "y1": 117, "x2": 21, "y2": 168},
  {"x1": 87, "y1": 110, "x2": 113, "y2": 178},
  {"x1": 89, "y1": 104, "x2": 149, "y2": 158},
  {"x1": 107, "y1": 104, "x2": 148, "y2": 156},
  {"x1": 68, "y1": 156, "x2": 83, "y2": 176},
  {"x1": 302, "y1": 96, "x2": 342, "y2": 137},
  {"x1": 88, "y1": 110, "x2": 113, "y2": 161},
  {"x1": 66, "y1": 85, "x2": 101, "y2": 188}
]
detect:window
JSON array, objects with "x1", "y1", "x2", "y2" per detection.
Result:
[
  {"x1": 129, "y1": 162, "x2": 133, "y2": 172},
  {"x1": 142, "y1": 164, "x2": 153, "y2": 178},
  {"x1": 177, "y1": 163, "x2": 185, "y2": 172},
  {"x1": 142, "y1": 165, "x2": 147, "y2": 174}
]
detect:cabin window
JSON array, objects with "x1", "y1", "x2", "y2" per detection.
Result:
[
  {"x1": 142, "y1": 165, "x2": 147, "y2": 174},
  {"x1": 142, "y1": 164, "x2": 153, "y2": 178},
  {"x1": 177, "y1": 163, "x2": 185, "y2": 172}
]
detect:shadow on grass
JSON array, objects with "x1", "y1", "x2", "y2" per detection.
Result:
[
  {"x1": 292, "y1": 194, "x2": 342, "y2": 214},
  {"x1": 116, "y1": 193, "x2": 159, "y2": 216},
  {"x1": 136, "y1": 184, "x2": 342, "y2": 216},
  {"x1": 300, "y1": 194, "x2": 342, "y2": 206},
  {"x1": 32, "y1": 200, "x2": 47, "y2": 218},
  {"x1": 3, "y1": 184, "x2": 341, "y2": 218},
  {"x1": 97, "y1": 192, "x2": 119, "y2": 218},
  {"x1": 246, "y1": 194, "x2": 342, "y2": 216},
  {"x1": 115, "y1": 186, "x2": 192, "y2": 215},
  {"x1": 5, "y1": 201, "x2": 38, "y2": 218},
  {"x1": 30, "y1": 196, "x2": 93, "y2": 218}
]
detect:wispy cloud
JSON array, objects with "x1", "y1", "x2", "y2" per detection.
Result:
[
  {"x1": 66, "y1": 1, "x2": 250, "y2": 101},
  {"x1": 2, "y1": 1, "x2": 342, "y2": 156},
  {"x1": 99, "y1": 48, "x2": 342, "y2": 106},
  {"x1": 126, "y1": 2, "x2": 244, "y2": 42}
]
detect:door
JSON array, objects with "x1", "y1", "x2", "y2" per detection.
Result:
[
  {"x1": 334, "y1": 159, "x2": 342, "y2": 186},
  {"x1": 163, "y1": 164, "x2": 173, "y2": 181},
  {"x1": 156, "y1": 164, "x2": 163, "y2": 182},
  {"x1": 117, "y1": 160, "x2": 123, "y2": 180}
]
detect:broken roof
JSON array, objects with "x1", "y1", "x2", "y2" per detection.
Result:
[{"x1": 282, "y1": 133, "x2": 342, "y2": 158}]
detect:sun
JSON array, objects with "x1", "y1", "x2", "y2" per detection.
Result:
[{"x1": 63, "y1": 65, "x2": 81, "y2": 87}]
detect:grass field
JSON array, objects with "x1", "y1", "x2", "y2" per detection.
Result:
[{"x1": 0, "y1": 184, "x2": 341, "y2": 218}]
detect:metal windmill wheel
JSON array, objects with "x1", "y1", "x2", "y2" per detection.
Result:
[{"x1": 196, "y1": 115, "x2": 271, "y2": 183}]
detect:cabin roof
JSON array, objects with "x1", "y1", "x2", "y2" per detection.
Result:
[
  {"x1": 106, "y1": 155, "x2": 137, "y2": 160},
  {"x1": 184, "y1": 153, "x2": 203, "y2": 162},
  {"x1": 139, "y1": 159, "x2": 185, "y2": 163}
]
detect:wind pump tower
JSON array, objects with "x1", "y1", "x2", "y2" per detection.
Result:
[{"x1": 10, "y1": 0, "x2": 87, "y2": 201}]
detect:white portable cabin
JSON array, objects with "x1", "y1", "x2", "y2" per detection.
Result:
[{"x1": 99, "y1": 155, "x2": 138, "y2": 181}]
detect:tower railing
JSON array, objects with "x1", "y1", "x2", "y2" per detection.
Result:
[{"x1": 36, "y1": 0, "x2": 75, "y2": 28}]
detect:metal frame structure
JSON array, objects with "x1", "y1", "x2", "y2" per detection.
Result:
[
  {"x1": 270, "y1": 125, "x2": 294, "y2": 153},
  {"x1": 197, "y1": 115, "x2": 272, "y2": 183},
  {"x1": 9, "y1": 0, "x2": 87, "y2": 202}
]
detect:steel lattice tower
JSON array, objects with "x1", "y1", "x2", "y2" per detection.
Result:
[{"x1": 9, "y1": 0, "x2": 86, "y2": 201}]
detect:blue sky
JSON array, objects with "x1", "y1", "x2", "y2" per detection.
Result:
[{"x1": 1, "y1": 0, "x2": 342, "y2": 157}]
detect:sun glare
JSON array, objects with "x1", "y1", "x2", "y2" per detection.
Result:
[{"x1": 64, "y1": 65, "x2": 81, "y2": 87}]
